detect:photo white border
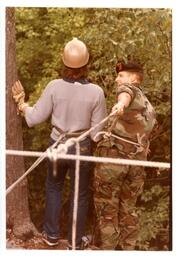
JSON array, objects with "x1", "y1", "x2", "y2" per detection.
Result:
[{"x1": 1, "y1": 1, "x2": 180, "y2": 256}]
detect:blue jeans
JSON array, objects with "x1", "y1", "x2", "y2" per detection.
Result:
[{"x1": 43, "y1": 137, "x2": 93, "y2": 248}]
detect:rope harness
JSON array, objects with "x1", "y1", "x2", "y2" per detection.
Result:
[{"x1": 94, "y1": 113, "x2": 148, "y2": 156}]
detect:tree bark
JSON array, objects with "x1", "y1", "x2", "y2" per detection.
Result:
[{"x1": 6, "y1": 7, "x2": 38, "y2": 239}]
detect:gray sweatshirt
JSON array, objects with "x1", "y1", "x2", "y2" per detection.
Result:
[{"x1": 24, "y1": 79, "x2": 107, "y2": 141}]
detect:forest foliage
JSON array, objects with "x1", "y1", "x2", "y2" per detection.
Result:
[{"x1": 15, "y1": 7, "x2": 172, "y2": 250}]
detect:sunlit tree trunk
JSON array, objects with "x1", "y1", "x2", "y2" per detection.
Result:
[{"x1": 6, "y1": 7, "x2": 37, "y2": 239}]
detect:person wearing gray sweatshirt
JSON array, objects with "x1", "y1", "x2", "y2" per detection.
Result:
[{"x1": 12, "y1": 38, "x2": 107, "y2": 249}]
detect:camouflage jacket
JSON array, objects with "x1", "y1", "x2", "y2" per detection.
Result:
[{"x1": 97, "y1": 83, "x2": 156, "y2": 159}]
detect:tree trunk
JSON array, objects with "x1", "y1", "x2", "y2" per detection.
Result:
[{"x1": 6, "y1": 7, "x2": 38, "y2": 239}]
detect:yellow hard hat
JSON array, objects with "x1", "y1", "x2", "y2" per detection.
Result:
[{"x1": 62, "y1": 38, "x2": 89, "y2": 68}]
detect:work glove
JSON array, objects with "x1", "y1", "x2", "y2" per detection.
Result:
[{"x1": 12, "y1": 80, "x2": 28, "y2": 114}]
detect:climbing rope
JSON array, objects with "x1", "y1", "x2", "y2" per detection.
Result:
[
  {"x1": 6, "y1": 110, "x2": 118, "y2": 250},
  {"x1": 71, "y1": 139, "x2": 80, "y2": 250},
  {"x1": 6, "y1": 149, "x2": 170, "y2": 169},
  {"x1": 6, "y1": 133, "x2": 66, "y2": 195},
  {"x1": 6, "y1": 110, "x2": 170, "y2": 250},
  {"x1": 6, "y1": 111, "x2": 117, "y2": 196}
]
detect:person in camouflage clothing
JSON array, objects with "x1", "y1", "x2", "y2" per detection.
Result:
[{"x1": 93, "y1": 60, "x2": 156, "y2": 250}]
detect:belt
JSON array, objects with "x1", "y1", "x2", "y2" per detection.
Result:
[{"x1": 53, "y1": 126, "x2": 88, "y2": 138}]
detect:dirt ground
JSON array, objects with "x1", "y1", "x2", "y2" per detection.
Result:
[{"x1": 6, "y1": 229, "x2": 99, "y2": 250}]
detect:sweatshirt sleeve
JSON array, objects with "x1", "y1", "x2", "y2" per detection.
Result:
[
  {"x1": 90, "y1": 89, "x2": 107, "y2": 141},
  {"x1": 24, "y1": 82, "x2": 53, "y2": 127}
]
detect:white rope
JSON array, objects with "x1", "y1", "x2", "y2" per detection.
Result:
[
  {"x1": 47, "y1": 147, "x2": 59, "y2": 177},
  {"x1": 6, "y1": 133, "x2": 65, "y2": 196},
  {"x1": 6, "y1": 149, "x2": 170, "y2": 169},
  {"x1": 70, "y1": 139, "x2": 80, "y2": 250},
  {"x1": 6, "y1": 152, "x2": 46, "y2": 196},
  {"x1": 6, "y1": 111, "x2": 115, "y2": 196},
  {"x1": 6, "y1": 146, "x2": 170, "y2": 251},
  {"x1": 94, "y1": 131, "x2": 141, "y2": 146},
  {"x1": 6, "y1": 109, "x2": 170, "y2": 250}
]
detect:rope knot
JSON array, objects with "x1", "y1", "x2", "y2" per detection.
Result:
[{"x1": 57, "y1": 144, "x2": 68, "y2": 155}]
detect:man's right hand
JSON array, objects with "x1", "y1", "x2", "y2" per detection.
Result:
[
  {"x1": 112, "y1": 101, "x2": 125, "y2": 115},
  {"x1": 12, "y1": 80, "x2": 29, "y2": 115},
  {"x1": 12, "y1": 80, "x2": 25, "y2": 104}
]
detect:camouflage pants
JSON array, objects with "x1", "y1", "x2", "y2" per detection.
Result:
[{"x1": 93, "y1": 147, "x2": 146, "y2": 250}]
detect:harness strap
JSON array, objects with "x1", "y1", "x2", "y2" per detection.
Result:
[
  {"x1": 110, "y1": 132, "x2": 141, "y2": 146},
  {"x1": 110, "y1": 132, "x2": 150, "y2": 156},
  {"x1": 98, "y1": 131, "x2": 149, "y2": 156},
  {"x1": 53, "y1": 126, "x2": 88, "y2": 138}
]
